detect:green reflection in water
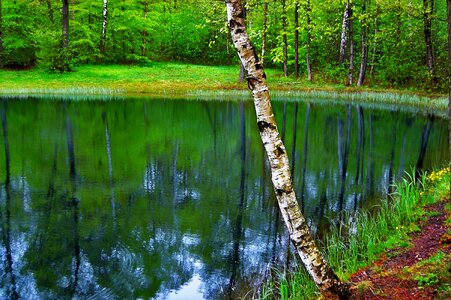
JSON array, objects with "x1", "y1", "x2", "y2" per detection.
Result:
[{"x1": 0, "y1": 98, "x2": 448, "y2": 299}]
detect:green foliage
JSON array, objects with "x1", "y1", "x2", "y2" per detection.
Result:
[
  {"x1": 415, "y1": 273, "x2": 439, "y2": 287},
  {"x1": 0, "y1": 0, "x2": 449, "y2": 90}
]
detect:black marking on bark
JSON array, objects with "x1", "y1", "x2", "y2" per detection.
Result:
[
  {"x1": 276, "y1": 188, "x2": 292, "y2": 196},
  {"x1": 235, "y1": 28, "x2": 244, "y2": 34},
  {"x1": 257, "y1": 120, "x2": 275, "y2": 131},
  {"x1": 276, "y1": 146, "x2": 285, "y2": 156},
  {"x1": 229, "y1": 20, "x2": 238, "y2": 29}
]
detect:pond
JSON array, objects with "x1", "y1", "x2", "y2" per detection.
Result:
[{"x1": 0, "y1": 98, "x2": 448, "y2": 299}]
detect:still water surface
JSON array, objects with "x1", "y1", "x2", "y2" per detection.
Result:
[{"x1": 0, "y1": 98, "x2": 448, "y2": 299}]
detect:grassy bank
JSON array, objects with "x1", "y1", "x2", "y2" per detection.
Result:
[
  {"x1": 0, "y1": 63, "x2": 448, "y2": 111},
  {"x1": 259, "y1": 168, "x2": 450, "y2": 300}
]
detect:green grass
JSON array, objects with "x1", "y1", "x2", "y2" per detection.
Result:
[
  {"x1": 0, "y1": 63, "x2": 447, "y2": 112},
  {"x1": 258, "y1": 167, "x2": 450, "y2": 300}
]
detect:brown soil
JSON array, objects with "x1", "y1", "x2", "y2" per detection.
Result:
[{"x1": 350, "y1": 199, "x2": 451, "y2": 299}]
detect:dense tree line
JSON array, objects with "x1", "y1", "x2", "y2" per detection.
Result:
[{"x1": 0, "y1": 0, "x2": 448, "y2": 91}]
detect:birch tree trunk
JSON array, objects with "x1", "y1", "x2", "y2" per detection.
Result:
[
  {"x1": 100, "y1": 0, "x2": 108, "y2": 53},
  {"x1": 261, "y1": 0, "x2": 268, "y2": 67},
  {"x1": 357, "y1": 0, "x2": 368, "y2": 86},
  {"x1": 447, "y1": 0, "x2": 451, "y2": 196},
  {"x1": 339, "y1": 2, "x2": 350, "y2": 65},
  {"x1": 282, "y1": 0, "x2": 288, "y2": 77},
  {"x1": 423, "y1": 0, "x2": 436, "y2": 88},
  {"x1": 294, "y1": 1, "x2": 300, "y2": 78},
  {"x1": 62, "y1": 0, "x2": 69, "y2": 49},
  {"x1": 347, "y1": 6, "x2": 354, "y2": 86},
  {"x1": 225, "y1": 0, "x2": 350, "y2": 298},
  {"x1": 306, "y1": 0, "x2": 313, "y2": 81}
]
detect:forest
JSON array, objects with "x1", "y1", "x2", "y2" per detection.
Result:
[
  {"x1": 0, "y1": 0, "x2": 449, "y2": 91},
  {"x1": 0, "y1": 0, "x2": 450, "y2": 299}
]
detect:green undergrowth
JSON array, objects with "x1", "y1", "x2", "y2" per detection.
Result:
[
  {"x1": 0, "y1": 64, "x2": 447, "y2": 112},
  {"x1": 258, "y1": 167, "x2": 450, "y2": 300}
]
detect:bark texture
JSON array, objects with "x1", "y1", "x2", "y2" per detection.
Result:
[
  {"x1": 339, "y1": 2, "x2": 350, "y2": 65},
  {"x1": 306, "y1": 0, "x2": 312, "y2": 81},
  {"x1": 423, "y1": 0, "x2": 436, "y2": 88},
  {"x1": 357, "y1": 0, "x2": 368, "y2": 86},
  {"x1": 447, "y1": 0, "x2": 451, "y2": 196},
  {"x1": 347, "y1": 5, "x2": 354, "y2": 85},
  {"x1": 225, "y1": 0, "x2": 350, "y2": 298},
  {"x1": 62, "y1": 0, "x2": 69, "y2": 49},
  {"x1": 100, "y1": 0, "x2": 108, "y2": 53},
  {"x1": 294, "y1": 1, "x2": 299, "y2": 78}
]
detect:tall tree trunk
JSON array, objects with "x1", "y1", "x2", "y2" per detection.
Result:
[
  {"x1": 347, "y1": 6, "x2": 354, "y2": 85},
  {"x1": 142, "y1": 0, "x2": 149, "y2": 56},
  {"x1": 261, "y1": 0, "x2": 269, "y2": 67},
  {"x1": 240, "y1": 0, "x2": 247, "y2": 82},
  {"x1": 100, "y1": 0, "x2": 108, "y2": 53},
  {"x1": 294, "y1": 1, "x2": 300, "y2": 78},
  {"x1": 370, "y1": 4, "x2": 379, "y2": 77},
  {"x1": 282, "y1": 0, "x2": 288, "y2": 77},
  {"x1": 447, "y1": 0, "x2": 451, "y2": 196},
  {"x1": 225, "y1": 1, "x2": 350, "y2": 298},
  {"x1": 339, "y1": 2, "x2": 350, "y2": 65},
  {"x1": 306, "y1": 0, "x2": 313, "y2": 81},
  {"x1": 397, "y1": 0, "x2": 401, "y2": 68},
  {"x1": 62, "y1": 0, "x2": 69, "y2": 49},
  {"x1": 357, "y1": 0, "x2": 368, "y2": 86},
  {"x1": 46, "y1": 0, "x2": 54, "y2": 24},
  {"x1": 423, "y1": 0, "x2": 436, "y2": 88},
  {"x1": 0, "y1": 0, "x2": 3, "y2": 67}
]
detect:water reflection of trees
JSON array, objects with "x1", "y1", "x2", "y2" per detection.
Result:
[{"x1": 0, "y1": 99, "x2": 447, "y2": 299}]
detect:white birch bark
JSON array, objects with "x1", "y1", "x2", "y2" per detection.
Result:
[
  {"x1": 100, "y1": 0, "x2": 108, "y2": 52},
  {"x1": 225, "y1": 0, "x2": 350, "y2": 298},
  {"x1": 339, "y1": 2, "x2": 350, "y2": 65}
]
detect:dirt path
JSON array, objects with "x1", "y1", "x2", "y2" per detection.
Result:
[{"x1": 350, "y1": 199, "x2": 451, "y2": 299}]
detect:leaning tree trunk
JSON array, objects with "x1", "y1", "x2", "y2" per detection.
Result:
[
  {"x1": 339, "y1": 2, "x2": 350, "y2": 65},
  {"x1": 282, "y1": 0, "x2": 288, "y2": 77},
  {"x1": 225, "y1": 0, "x2": 350, "y2": 298},
  {"x1": 357, "y1": 0, "x2": 368, "y2": 86},
  {"x1": 100, "y1": 0, "x2": 108, "y2": 53},
  {"x1": 294, "y1": 1, "x2": 300, "y2": 78},
  {"x1": 62, "y1": 0, "x2": 69, "y2": 49},
  {"x1": 261, "y1": 0, "x2": 269, "y2": 67},
  {"x1": 447, "y1": 0, "x2": 451, "y2": 196},
  {"x1": 423, "y1": 0, "x2": 436, "y2": 89}
]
